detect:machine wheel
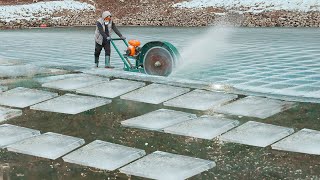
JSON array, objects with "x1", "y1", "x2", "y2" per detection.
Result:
[{"x1": 139, "y1": 41, "x2": 180, "y2": 76}]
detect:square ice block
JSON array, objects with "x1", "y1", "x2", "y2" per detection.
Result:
[
  {"x1": 164, "y1": 115, "x2": 239, "y2": 140},
  {"x1": 0, "y1": 86, "x2": 8, "y2": 93},
  {"x1": 30, "y1": 94, "x2": 111, "y2": 115},
  {"x1": 121, "y1": 109, "x2": 196, "y2": 131},
  {"x1": 0, "y1": 64, "x2": 48, "y2": 78},
  {"x1": 271, "y1": 129, "x2": 320, "y2": 155},
  {"x1": 7, "y1": 132, "x2": 85, "y2": 160},
  {"x1": 0, "y1": 106, "x2": 22, "y2": 122},
  {"x1": 63, "y1": 140, "x2": 146, "y2": 170},
  {"x1": 120, "y1": 84, "x2": 190, "y2": 104},
  {"x1": 0, "y1": 124, "x2": 40, "y2": 148},
  {"x1": 76, "y1": 79, "x2": 145, "y2": 98},
  {"x1": 164, "y1": 89, "x2": 237, "y2": 111},
  {"x1": 215, "y1": 96, "x2": 295, "y2": 119},
  {"x1": 219, "y1": 121, "x2": 294, "y2": 147},
  {"x1": 120, "y1": 151, "x2": 216, "y2": 180},
  {"x1": 34, "y1": 73, "x2": 86, "y2": 84},
  {"x1": 42, "y1": 75, "x2": 108, "y2": 91},
  {"x1": 0, "y1": 87, "x2": 58, "y2": 108}
]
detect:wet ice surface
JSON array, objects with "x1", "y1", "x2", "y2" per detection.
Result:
[
  {"x1": 7, "y1": 132, "x2": 85, "y2": 160},
  {"x1": 0, "y1": 107, "x2": 22, "y2": 123},
  {"x1": 220, "y1": 121, "x2": 294, "y2": 147},
  {"x1": 30, "y1": 94, "x2": 112, "y2": 114},
  {"x1": 215, "y1": 96, "x2": 295, "y2": 119},
  {"x1": 120, "y1": 151, "x2": 216, "y2": 180},
  {"x1": 76, "y1": 79, "x2": 146, "y2": 98},
  {"x1": 0, "y1": 124, "x2": 40, "y2": 148},
  {"x1": 164, "y1": 115, "x2": 240, "y2": 140},
  {"x1": 121, "y1": 109, "x2": 196, "y2": 131},
  {"x1": 63, "y1": 140, "x2": 146, "y2": 171},
  {"x1": 82, "y1": 68, "x2": 224, "y2": 90},
  {"x1": 272, "y1": 129, "x2": 320, "y2": 155},
  {"x1": 0, "y1": 87, "x2": 58, "y2": 108},
  {"x1": 34, "y1": 73, "x2": 86, "y2": 84},
  {"x1": 120, "y1": 84, "x2": 190, "y2": 104},
  {"x1": 164, "y1": 89, "x2": 238, "y2": 111},
  {"x1": 42, "y1": 74, "x2": 108, "y2": 91}
]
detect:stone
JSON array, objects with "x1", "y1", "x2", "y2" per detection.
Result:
[
  {"x1": 220, "y1": 121, "x2": 294, "y2": 147},
  {"x1": 63, "y1": 140, "x2": 146, "y2": 170},
  {"x1": 0, "y1": 87, "x2": 58, "y2": 108},
  {"x1": 120, "y1": 84, "x2": 190, "y2": 104},
  {"x1": 30, "y1": 94, "x2": 111, "y2": 114},
  {"x1": 0, "y1": 124, "x2": 40, "y2": 148},
  {"x1": 164, "y1": 115, "x2": 239, "y2": 140},
  {"x1": 121, "y1": 109, "x2": 196, "y2": 131},
  {"x1": 7, "y1": 132, "x2": 85, "y2": 160},
  {"x1": 164, "y1": 89, "x2": 238, "y2": 111},
  {"x1": 272, "y1": 129, "x2": 320, "y2": 155},
  {"x1": 0, "y1": 106, "x2": 22, "y2": 122},
  {"x1": 42, "y1": 74, "x2": 108, "y2": 91},
  {"x1": 120, "y1": 151, "x2": 216, "y2": 180},
  {"x1": 215, "y1": 96, "x2": 295, "y2": 119},
  {"x1": 76, "y1": 79, "x2": 145, "y2": 98}
]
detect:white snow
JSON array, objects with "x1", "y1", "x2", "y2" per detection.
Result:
[
  {"x1": 0, "y1": 0, "x2": 95, "y2": 22},
  {"x1": 174, "y1": 0, "x2": 320, "y2": 12}
]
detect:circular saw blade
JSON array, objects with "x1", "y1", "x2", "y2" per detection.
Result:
[{"x1": 143, "y1": 47, "x2": 174, "y2": 76}]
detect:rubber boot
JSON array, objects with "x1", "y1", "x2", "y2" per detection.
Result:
[
  {"x1": 105, "y1": 55, "x2": 114, "y2": 69},
  {"x1": 94, "y1": 56, "x2": 99, "y2": 68}
]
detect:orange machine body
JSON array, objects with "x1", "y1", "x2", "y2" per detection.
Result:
[{"x1": 127, "y1": 40, "x2": 141, "y2": 57}]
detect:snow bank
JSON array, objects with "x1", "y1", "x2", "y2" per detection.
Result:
[
  {"x1": 174, "y1": 0, "x2": 320, "y2": 12},
  {"x1": 0, "y1": 0, "x2": 95, "y2": 22}
]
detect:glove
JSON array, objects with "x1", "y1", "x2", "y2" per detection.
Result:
[
  {"x1": 120, "y1": 36, "x2": 126, "y2": 40},
  {"x1": 106, "y1": 37, "x2": 111, "y2": 41}
]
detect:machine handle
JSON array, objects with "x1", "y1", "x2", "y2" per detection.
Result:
[
  {"x1": 111, "y1": 38, "x2": 123, "y2": 41},
  {"x1": 110, "y1": 38, "x2": 129, "y2": 47}
]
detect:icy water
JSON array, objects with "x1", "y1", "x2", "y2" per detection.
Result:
[
  {"x1": 1, "y1": 27, "x2": 320, "y2": 179},
  {"x1": 1, "y1": 27, "x2": 320, "y2": 100}
]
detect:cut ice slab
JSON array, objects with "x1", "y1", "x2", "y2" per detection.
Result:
[
  {"x1": 215, "y1": 96, "x2": 295, "y2": 119},
  {"x1": 7, "y1": 132, "x2": 85, "y2": 160},
  {"x1": 42, "y1": 74, "x2": 108, "y2": 91},
  {"x1": 164, "y1": 89, "x2": 238, "y2": 111},
  {"x1": 121, "y1": 109, "x2": 196, "y2": 131},
  {"x1": 0, "y1": 107, "x2": 22, "y2": 122},
  {"x1": 0, "y1": 87, "x2": 58, "y2": 108},
  {"x1": 120, "y1": 84, "x2": 190, "y2": 104},
  {"x1": 219, "y1": 121, "x2": 294, "y2": 147},
  {"x1": 63, "y1": 140, "x2": 146, "y2": 171},
  {"x1": 0, "y1": 64, "x2": 49, "y2": 78},
  {"x1": 77, "y1": 79, "x2": 145, "y2": 98},
  {"x1": 164, "y1": 115, "x2": 240, "y2": 140},
  {"x1": 0, "y1": 86, "x2": 8, "y2": 92},
  {"x1": 31, "y1": 94, "x2": 111, "y2": 115},
  {"x1": 120, "y1": 151, "x2": 216, "y2": 180},
  {"x1": 0, "y1": 124, "x2": 40, "y2": 148},
  {"x1": 34, "y1": 73, "x2": 86, "y2": 84},
  {"x1": 272, "y1": 129, "x2": 320, "y2": 155}
]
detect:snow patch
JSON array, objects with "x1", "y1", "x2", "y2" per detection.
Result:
[
  {"x1": 174, "y1": 0, "x2": 320, "y2": 12},
  {"x1": 0, "y1": 0, "x2": 95, "y2": 22}
]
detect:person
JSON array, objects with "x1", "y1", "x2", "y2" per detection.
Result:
[{"x1": 94, "y1": 11, "x2": 126, "y2": 68}]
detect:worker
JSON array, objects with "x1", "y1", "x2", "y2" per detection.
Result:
[{"x1": 94, "y1": 11, "x2": 126, "y2": 68}]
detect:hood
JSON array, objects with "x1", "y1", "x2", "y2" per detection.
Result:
[{"x1": 102, "y1": 11, "x2": 112, "y2": 19}]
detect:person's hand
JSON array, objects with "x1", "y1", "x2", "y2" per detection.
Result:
[
  {"x1": 120, "y1": 36, "x2": 126, "y2": 40},
  {"x1": 106, "y1": 37, "x2": 112, "y2": 41}
]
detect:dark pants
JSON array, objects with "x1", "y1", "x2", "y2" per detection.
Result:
[{"x1": 94, "y1": 41, "x2": 111, "y2": 63}]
